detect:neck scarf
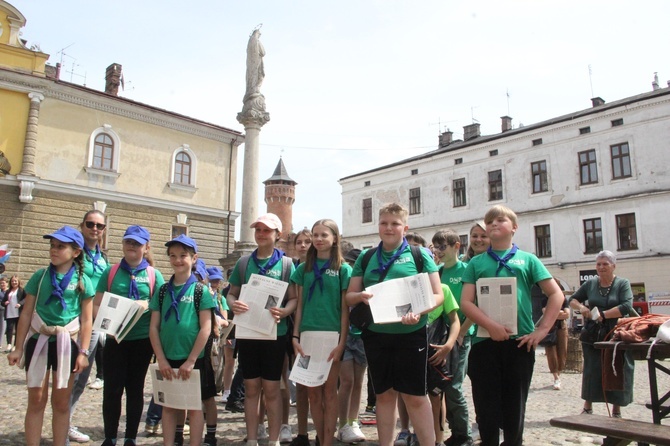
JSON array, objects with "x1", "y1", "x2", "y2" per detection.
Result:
[
  {"x1": 372, "y1": 238, "x2": 409, "y2": 276},
  {"x1": 308, "y1": 258, "x2": 331, "y2": 302},
  {"x1": 164, "y1": 274, "x2": 198, "y2": 323},
  {"x1": 487, "y1": 244, "x2": 518, "y2": 276},
  {"x1": 84, "y1": 245, "x2": 104, "y2": 274},
  {"x1": 45, "y1": 264, "x2": 76, "y2": 309},
  {"x1": 251, "y1": 248, "x2": 284, "y2": 276},
  {"x1": 118, "y1": 258, "x2": 150, "y2": 300}
]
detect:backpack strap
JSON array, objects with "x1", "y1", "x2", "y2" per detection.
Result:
[
  {"x1": 281, "y1": 256, "x2": 293, "y2": 284},
  {"x1": 410, "y1": 245, "x2": 424, "y2": 273},
  {"x1": 108, "y1": 264, "x2": 156, "y2": 295},
  {"x1": 107, "y1": 264, "x2": 121, "y2": 291},
  {"x1": 158, "y1": 283, "x2": 169, "y2": 313},
  {"x1": 237, "y1": 255, "x2": 251, "y2": 283},
  {"x1": 360, "y1": 244, "x2": 424, "y2": 283}
]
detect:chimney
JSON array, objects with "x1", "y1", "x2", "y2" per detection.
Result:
[
  {"x1": 439, "y1": 130, "x2": 453, "y2": 148},
  {"x1": 591, "y1": 97, "x2": 605, "y2": 107},
  {"x1": 463, "y1": 123, "x2": 480, "y2": 141},
  {"x1": 105, "y1": 63, "x2": 123, "y2": 96},
  {"x1": 501, "y1": 116, "x2": 513, "y2": 132},
  {"x1": 56, "y1": 63, "x2": 61, "y2": 80},
  {"x1": 652, "y1": 72, "x2": 660, "y2": 91}
]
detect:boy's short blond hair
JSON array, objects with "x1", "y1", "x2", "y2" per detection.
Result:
[
  {"x1": 484, "y1": 205, "x2": 518, "y2": 227},
  {"x1": 379, "y1": 202, "x2": 409, "y2": 224}
]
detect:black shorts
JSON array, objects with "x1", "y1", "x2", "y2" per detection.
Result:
[
  {"x1": 362, "y1": 327, "x2": 428, "y2": 396},
  {"x1": 237, "y1": 335, "x2": 286, "y2": 381},
  {"x1": 25, "y1": 336, "x2": 79, "y2": 373},
  {"x1": 167, "y1": 356, "x2": 217, "y2": 400}
]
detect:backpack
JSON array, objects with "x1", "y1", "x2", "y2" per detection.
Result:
[
  {"x1": 107, "y1": 263, "x2": 156, "y2": 296},
  {"x1": 349, "y1": 244, "x2": 424, "y2": 330}
]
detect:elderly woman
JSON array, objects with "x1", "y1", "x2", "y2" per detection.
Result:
[{"x1": 569, "y1": 250, "x2": 634, "y2": 417}]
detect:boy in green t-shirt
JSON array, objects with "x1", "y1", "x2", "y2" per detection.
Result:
[
  {"x1": 460, "y1": 206, "x2": 563, "y2": 446},
  {"x1": 346, "y1": 203, "x2": 444, "y2": 446}
]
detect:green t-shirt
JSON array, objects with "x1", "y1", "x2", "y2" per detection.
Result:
[
  {"x1": 352, "y1": 244, "x2": 439, "y2": 334},
  {"x1": 229, "y1": 253, "x2": 295, "y2": 336},
  {"x1": 428, "y1": 284, "x2": 460, "y2": 324},
  {"x1": 149, "y1": 282, "x2": 216, "y2": 360},
  {"x1": 97, "y1": 265, "x2": 166, "y2": 341},
  {"x1": 25, "y1": 268, "x2": 95, "y2": 338},
  {"x1": 440, "y1": 260, "x2": 475, "y2": 336},
  {"x1": 462, "y1": 247, "x2": 552, "y2": 344},
  {"x1": 291, "y1": 260, "x2": 352, "y2": 333},
  {"x1": 83, "y1": 247, "x2": 109, "y2": 290}
]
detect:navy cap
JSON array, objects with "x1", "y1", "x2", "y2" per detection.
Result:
[
  {"x1": 44, "y1": 226, "x2": 85, "y2": 249},
  {"x1": 207, "y1": 267, "x2": 224, "y2": 281},
  {"x1": 123, "y1": 225, "x2": 150, "y2": 244},
  {"x1": 165, "y1": 234, "x2": 198, "y2": 252},
  {"x1": 194, "y1": 259, "x2": 208, "y2": 280}
]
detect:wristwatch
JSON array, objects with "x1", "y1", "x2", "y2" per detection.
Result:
[{"x1": 79, "y1": 348, "x2": 90, "y2": 356}]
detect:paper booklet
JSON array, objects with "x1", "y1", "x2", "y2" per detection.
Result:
[
  {"x1": 149, "y1": 364, "x2": 202, "y2": 410},
  {"x1": 365, "y1": 272, "x2": 436, "y2": 324},
  {"x1": 233, "y1": 273, "x2": 288, "y2": 339},
  {"x1": 289, "y1": 331, "x2": 340, "y2": 387},
  {"x1": 93, "y1": 292, "x2": 148, "y2": 342},
  {"x1": 474, "y1": 277, "x2": 518, "y2": 337}
]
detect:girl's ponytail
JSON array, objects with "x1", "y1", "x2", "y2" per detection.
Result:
[{"x1": 74, "y1": 247, "x2": 86, "y2": 294}]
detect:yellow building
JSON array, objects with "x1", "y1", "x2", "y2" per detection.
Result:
[{"x1": 0, "y1": 1, "x2": 243, "y2": 278}]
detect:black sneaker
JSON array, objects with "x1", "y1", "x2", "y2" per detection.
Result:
[
  {"x1": 203, "y1": 436, "x2": 217, "y2": 446},
  {"x1": 288, "y1": 435, "x2": 310, "y2": 446},
  {"x1": 101, "y1": 440, "x2": 115, "y2": 446},
  {"x1": 225, "y1": 400, "x2": 245, "y2": 413}
]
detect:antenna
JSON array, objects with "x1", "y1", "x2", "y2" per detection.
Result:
[
  {"x1": 588, "y1": 64, "x2": 594, "y2": 98},
  {"x1": 506, "y1": 88, "x2": 511, "y2": 116},
  {"x1": 429, "y1": 117, "x2": 457, "y2": 135},
  {"x1": 471, "y1": 106, "x2": 479, "y2": 124}
]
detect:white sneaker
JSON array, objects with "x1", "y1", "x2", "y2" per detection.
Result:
[
  {"x1": 222, "y1": 390, "x2": 230, "y2": 403},
  {"x1": 338, "y1": 422, "x2": 366, "y2": 443},
  {"x1": 257, "y1": 423, "x2": 268, "y2": 440},
  {"x1": 68, "y1": 426, "x2": 90, "y2": 443},
  {"x1": 88, "y1": 377, "x2": 104, "y2": 390},
  {"x1": 553, "y1": 378, "x2": 561, "y2": 390},
  {"x1": 279, "y1": 424, "x2": 292, "y2": 443}
]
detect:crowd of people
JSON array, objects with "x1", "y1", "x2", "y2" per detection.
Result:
[{"x1": 3, "y1": 202, "x2": 636, "y2": 446}]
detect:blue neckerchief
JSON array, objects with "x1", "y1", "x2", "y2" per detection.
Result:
[
  {"x1": 307, "y1": 258, "x2": 331, "y2": 302},
  {"x1": 487, "y1": 244, "x2": 518, "y2": 276},
  {"x1": 251, "y1": 248, "x2": 284, "y2": 276},
  {"x1": 118, "y1": 258, "x2": 150, "y2": 300},
  {"x1": 372, "y1": 238, "x2": 409, "y2": 275},
  {"x1": 164, "y1": 274, "x2": 197, "y2": 323},
  {"x1": 45, "y1": 264, "x2": 76, "y2": 309},
  {"x1": 84, "y1": 245, "x2": 104, "y2": 273}
]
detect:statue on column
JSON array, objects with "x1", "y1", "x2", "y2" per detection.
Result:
[{"x1": 238, "y1": 25, "x2": 270, "y2": 127}]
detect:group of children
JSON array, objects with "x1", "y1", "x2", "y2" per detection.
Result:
[{"x1": 6, "y1": 202, "x2": 563, "y2": 446}]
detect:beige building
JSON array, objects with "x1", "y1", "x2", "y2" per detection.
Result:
[{"x1": 0, "y1": 1, "x2": 243, "y2": 278}]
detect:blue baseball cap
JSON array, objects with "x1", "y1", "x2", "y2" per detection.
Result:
[
  {"x1": 43, "y1": 226, "x2": 85, "y2": 249},
  {"x1": 123, "y1": 225, "x2": 150, "y2": 244},
  {"x1": 165, "y1": 234, "x2": 198, "y2": 252},
  {"x1": 207, "y1": 267, "x2": 224, "y2": 281},
  {"x1": 194, "y1": 259, "x2": 208, "y2": 280}
]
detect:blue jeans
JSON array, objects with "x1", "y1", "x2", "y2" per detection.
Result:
[
  {"x1": 444, "y1": 335, "x2": 472, "y2": 438},
  {"x1": 146, "y1": 396, "x2": 163, "y2": 424}
]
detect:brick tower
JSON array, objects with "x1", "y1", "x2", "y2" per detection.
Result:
[{"x1": 263, "y1": 157, "x2": 296, "y2": 252}]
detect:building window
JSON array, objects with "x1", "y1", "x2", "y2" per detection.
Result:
[
  {"x1": 579, "y1": 126, "x2": 591, "y2": 134},
  {"x1": 611, "y1": 142, "x2": 632, "y2": 179},
  {"x1": 362, "y1": 198, "x2": 372, "y2": 223},
  {"x1": 455, "y1": 158, "x2": 463, "y2": 165},
  {"x1": 93, "y1": 134, "x2": 114, "y2": 170},
  {"x1": 611, "y1": 118, "x2": 624, "y2": 127},
  {"x1": 489, "y1": 149, "x2": 498, "y2": 156},
  {"x1": 579, "y1": 149, "x2": 598, "y2": 185},
  {"x1": 174, "y1": 152, "x2": 191, "y2": 185},
  {"x1": 458, "y1": 235, "x2": 468, "y2": 257},
  {"x1": 86, "y1": 125, "x2": 121, "y2": 177},
  {"x1": 532, "y1": 138, "x2": 543, "y2": 146},
  {"x1": 453, "y1": 178, "x2": 466, "y2": 207},
  {"x1": 488, "y1": 170, "x2": 503, "y2": 201},
  {"x1": 411, "y1": 169, "x2": 418, "y2": 175},
  {"x1": 364, "y1": 181, "x2": 371, "y2": 187},
  {"x1": 531, "y1": 160, "x2": 548, "y2": 193},
  {"x1": 171, "y1": 225, "x2": 188, "y2": 239},
  {"x1": 616, "y1": 213, "x2": 638, "y2": 250},
  {"x1": 583, "y1": 218, "x2": 603, "y2": 254},
  {"x1": 534, "y1": 225, "x2": 552, "y2": 258},
  {"x1": 409, "y1": 187, "x2": 421, "y2": 215}
]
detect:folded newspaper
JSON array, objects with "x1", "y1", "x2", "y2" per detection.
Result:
[
  {"x1": 149, "y1": 364, "x2": 201, "y2": 410},
  {"x1": 233, "y1": 273, "x2": 288, "y2": 339},
  {"x1": 475, "y1": 277, "x2": 518, "y2": 337},
  {"x1": 93, "y1": 292, "x2": 148, "y2": 342},
  {"x1": 366, "y1": 272, "x2": 435, "y2": 324},
  {"x1": 289, "y1": 331, "x2": 339, "y2": 387}
]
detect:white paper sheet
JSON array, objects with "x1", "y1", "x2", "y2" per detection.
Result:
[
  {"x1": 475, "y1": 277, "x2": 518, "y2": 337},
  {"x1": 93, "y1": 292, "x2": 147, "y2": 342},
  {"x1": 149, "y1": 364, "x2": 201, "y2": 410},
  {"x1": 233, "y1": 274, "x2": 288, "y2": 335},
  {"x1": 365, "y1": 273, "x2": 435, "y2": 324},
  {"x1": 289, "y1": 331, "x2": 340, "y2": 387}
]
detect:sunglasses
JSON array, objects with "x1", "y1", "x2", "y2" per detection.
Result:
[{"x1": 84, "y1": 221, "x2": 106, "y2": 230}]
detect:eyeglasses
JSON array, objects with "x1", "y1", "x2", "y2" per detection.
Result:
[{"x1": 84, "y1": 221, "x2": 106, "y2": 230}]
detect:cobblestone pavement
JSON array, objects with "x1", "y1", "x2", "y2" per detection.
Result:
[{"x1": 1, "y1": 348, "x2": 668, "y2": 445}]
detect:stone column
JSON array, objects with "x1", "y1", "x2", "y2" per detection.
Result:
[{"x1": 18, "y1": 92, "x2": 44, "y2": 203}]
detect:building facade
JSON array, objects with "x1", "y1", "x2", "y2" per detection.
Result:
[
  {"x1": 0, "y1": 1, "x2": 243, "y2": 278},
  {"x1": 340, "y1": 85, "x2": 670, "y2": 295}
]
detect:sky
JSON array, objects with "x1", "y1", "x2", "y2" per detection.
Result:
[{"x1": 12, "y1": 0, "x2": 670, "y2": 238}]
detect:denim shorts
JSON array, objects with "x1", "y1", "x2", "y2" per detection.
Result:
[{"x1": 342, "y1": 335, "x2": 367, "y2": 366}]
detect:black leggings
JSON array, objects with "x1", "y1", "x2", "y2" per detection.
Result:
[
  {"x1": 5, "y1": 317, "x2": 18, "y2": 345},
  {"x1": 102, "y1": 337, "x2": 153, "y2": 440}
]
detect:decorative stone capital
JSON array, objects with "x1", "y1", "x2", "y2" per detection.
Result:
[
  {"x1": 237, "y1": 93, "x2": 270, "y2": 129},
  {"x1": 28, "y1": 92, "x2": 44, "y2": 103},
  {"x1": 17, "y1": 175, "x2": 38, "y2": 203}
]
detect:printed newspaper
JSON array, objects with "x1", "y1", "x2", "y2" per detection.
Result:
[
  {"x1": 233, "y1": 273, "x2": 288, "y2": 339},
  {"x1": 289, "y1": 331, "x2": 340, "y2": 387},
  {"x1": 93, "y1": 292, "x2": 148, "y2": 342},
  {"x1": 475, "y1": 277, "x2": 518, "y2": 337},
  {"x1": 366, "y1": 272, "x2": 435, "y2": 324},
  {"x1": 149, "y1": 364, "x2": 201, "y2": 410}
]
